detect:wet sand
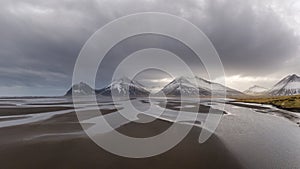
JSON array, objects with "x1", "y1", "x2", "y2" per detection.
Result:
[
  {"x1": 1, "y1": 97, "x2": 300, "y2": 168},
  {"x1": 0, "y1": 107, "x2": 72, "y2": 116},
  {"x1": 228, "y1": 101, "x2": 300, "y2": 124},
  {"x1": 0, "y1": 112, "x2": 242, "y2": 169},
  {"x1": 227, "y1": 102, "x2": 270, "y2": 110},
  {"x1": 159, "y1": 100, "x2": 227, "y2": 114}
]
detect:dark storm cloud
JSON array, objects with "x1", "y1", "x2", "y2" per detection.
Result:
[
  {"x1": 95, "y1": 34, "x2": 209, "y2": 88},
  {"x1": 197, "y1": 0, "x2": 299, "y2": 76},
  {"x1": 0, "y1": 0, "x2": 109, "y2": 93},
  {"x1": 0, "y1": 0, "x2": 299, "y2": 95}
]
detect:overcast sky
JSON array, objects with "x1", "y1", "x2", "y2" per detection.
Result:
[{"x1": 0, "y1": 0, "x2": 300, "y2": 96}]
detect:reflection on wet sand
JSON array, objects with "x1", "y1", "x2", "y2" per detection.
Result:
[{"x1": 0, "y1": 97, "x2": 299, "y2": 169}]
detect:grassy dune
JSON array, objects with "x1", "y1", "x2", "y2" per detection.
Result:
[{"x1": 235, "y1": 95, "x2": 300, "y2": 109}]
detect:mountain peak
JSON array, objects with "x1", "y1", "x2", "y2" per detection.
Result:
[
  {"x1": 290, "y1": 74, "x2": 299, "y2": 79},
  {"x1": 111, "y1": 77, "x2": 131, "y2": 84},
  {"x1": 78, "y1": 82, "x2": 91, "y2": 87},
  {"x1": 282, "y1": 74, "x2": 299, "y2": 81},
  {"x1": 250, "y1": 85, "x2": 266, "y2": 89},
  {"x1": 269, "y1": 74, "x2": 300, "y2": 96},
  {"x1": 174, "y1": 76, "x2": 193, "y2": 85},
  {"x1": 159, "y1": 76, "x2": 207, "y2": 96},
  {"x1": 244, "y1": 85, "x2": 268, "y2": 95},
  {"x1": 65, "y1": 82, "x2": 94, "y2": 96},
  {"x1": 98, "y1": 77, "x2": 150, "y2": 97},
  {"x1": 159, "y1": 76, "x2": 242, "y2": 97}
]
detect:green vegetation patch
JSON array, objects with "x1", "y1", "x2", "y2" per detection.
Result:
[{"x1": 236, "y1": 95, "x2": 300, "y2": 109}]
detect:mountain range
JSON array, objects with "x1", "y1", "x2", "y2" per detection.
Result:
[
  {"x1": 66, "y1": 74, "x2": 300, "y2": 97},
  {"x1": 65, "y1": 76, "x2": 243, "y2": 97}
]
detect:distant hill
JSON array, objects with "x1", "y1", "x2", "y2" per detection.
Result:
[{"x1": 244, "y1": 85, "x2": 268, "y2": 95}]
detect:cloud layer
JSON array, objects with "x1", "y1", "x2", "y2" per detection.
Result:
[{"x1": 0, "y1": 0, "x2": 299, "y2": 95}]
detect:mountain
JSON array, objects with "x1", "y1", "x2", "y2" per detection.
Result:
[
  {"x1": 97, "y1": 77, "x2": 150, "y2": 97},
  {"x1": 158, "y1": 76, "x2": 243, "y2": 97},
  {"x1": 158, "y1": 77, "x2": 211, "y2": 96},
  {"x1": 269, "y1": 74, "x2": 300, "y2": 96},
  {"x1": 244, "y1": 85, "x2": 268, "y2": 95},
  {"x1": 65, "y1": 82, "x2": 94, "y2": 96},
  {"x1": 193, "y1": 76, "x2": 243, "y2": 96}
]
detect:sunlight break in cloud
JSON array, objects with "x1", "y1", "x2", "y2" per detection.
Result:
[{"x1": 225, "y1": 75, "x2": 279, "y2": 91}]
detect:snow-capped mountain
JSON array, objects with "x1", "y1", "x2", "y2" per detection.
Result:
[
  {"x1": 97, "y1": 77, "x2": 150, "y2": 97},
  {"x1": 244, "y1": 85, "x2": 268, "y2": 95},
  {"x1": 158, "y1": 77, "x2": 211, "y2": 96},
  {"x1": 269, "y1": 74, "x2": 300, "y2": 96},
  {"x1": 158, "y1": 76, "x2": 242, "y2": 97},
  {"x1": 193, "y1": 76, "x2": 243, "y2": 96},
  {"x1": 65, "y1": 82, "x2": 94, "y2": 96}
]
